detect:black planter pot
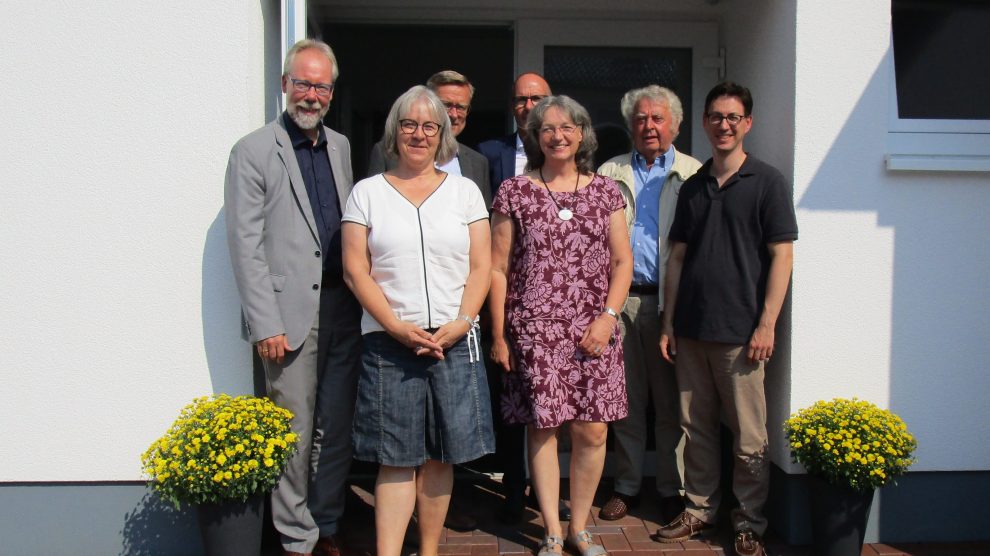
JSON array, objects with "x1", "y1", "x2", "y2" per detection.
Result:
[
  {"x1": 808, "y1": 475, "x2": 874, "y2": 556},
  {"x1": 196, "y1": 494, "x2": 264, "y2": 556}
]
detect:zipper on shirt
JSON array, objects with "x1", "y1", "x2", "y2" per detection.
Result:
[{"x1": 416, "y1": 207, "x2": 433, "y2": 329}]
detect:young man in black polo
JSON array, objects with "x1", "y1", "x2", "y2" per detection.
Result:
[{"x1": 652, "y1": 82, "x2": 797, "y2": 556}]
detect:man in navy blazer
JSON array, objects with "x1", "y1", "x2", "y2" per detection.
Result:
[
  {"x1": 477, "y1": 72, "x2": 552, "y2": 197},
  {"x1": 225, "y1": 39, "x2": 360, "y2": 556},
  {"x1": 476, "y1": 72, "x2": 558, "y2": 524}
]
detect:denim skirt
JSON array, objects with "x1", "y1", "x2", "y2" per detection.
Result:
[{"x1": 352, "y1": 330, "x2": 495, "y2": 467}]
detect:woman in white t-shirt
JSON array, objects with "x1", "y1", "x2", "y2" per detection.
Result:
[{"x1": 342, "y1": 85, "x2": 494, "y2": 556}]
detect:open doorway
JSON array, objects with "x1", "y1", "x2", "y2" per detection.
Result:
[{"x1": 317, "y1": 22, "x2": 514, "y2": 179}]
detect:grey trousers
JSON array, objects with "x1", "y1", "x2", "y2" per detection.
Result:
[
  {"x1": 611, "y1": 293, "x2": 684, "y2": 497},
  {"x1": 262, "y1": 284, "x2": 362, "y2": 553},
  {"x1": 675, "y1": 337, "x2": 769, "y2": 535}
]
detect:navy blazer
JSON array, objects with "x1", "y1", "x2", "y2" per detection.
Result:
[{"x1": 477, "y1": 133, "x2": 519, "y2": 198}]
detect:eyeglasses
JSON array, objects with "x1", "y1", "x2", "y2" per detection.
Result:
[
  {"x1": 443, "y1": 101, "x2": 470, "y2": 114},
  {"x1": 513, "y1": 95, "x2": 547, "y2": 108},
  {"x1": 288, "y1": 76, "x2": 334, "y2": 98},
  {"x1": 399, "y1": 119, "x2": 442, "y2": 137},
  {"x1": 633, "y1": 114, "x2": 666, "y2": 126},
  {"x1": 706, "y1": 113, "x2": 747, "y2": 126},
  {"x1": 539, "y1": 124, "x2": 578, "y2": 137}
]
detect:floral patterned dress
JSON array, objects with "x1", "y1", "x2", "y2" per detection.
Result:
[{"x1": 492, "y1": 174, "x2": 628, "y2": 428}]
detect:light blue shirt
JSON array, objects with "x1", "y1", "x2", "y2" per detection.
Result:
[
  {"x1": 630, "y1": 145, "x2": 674, "y2": 285},
  {"x1": 436, "y1": 153, "x2": 462, "y2": 176}
]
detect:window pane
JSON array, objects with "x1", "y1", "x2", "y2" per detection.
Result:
[
  {"x1": 892, "y1": 0, "x2": 990, "y2": 120},
  {"x1": 544, "y1": 46, "x2": 693, "y2": 164}
]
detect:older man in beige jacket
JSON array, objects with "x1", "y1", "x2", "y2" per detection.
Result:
[{"x1": 597, "y1": 85, "x2": 701, "y2": 524}]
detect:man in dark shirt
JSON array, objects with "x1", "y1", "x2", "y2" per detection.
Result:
[
  {"x1": 225, "y1": 39, "x2": 361, "y2": 556},
  {"x1": 653, "y1": 82, "x2": 797, "y2": 556}
]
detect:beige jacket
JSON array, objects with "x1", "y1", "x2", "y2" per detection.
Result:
[{"x1": 597, "y1": 147, "x2": 702, "y2": 312}]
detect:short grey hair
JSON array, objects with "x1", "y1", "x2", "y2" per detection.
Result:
[
  {"x1": 619, "y1": 85, "x2": 683, "y2": 130},
  {"x1": 426, "y1": 70, "x2": 475, "y2": 102},
  {"x1": 382, "y1": 85, "x2": 459, "y2": 164},
  {"x1": 522, "y1": 95, "x2": 598, "y2": 174},
  {"x1": 282, "y1": 39, "x2": 340, "y2": 81}
]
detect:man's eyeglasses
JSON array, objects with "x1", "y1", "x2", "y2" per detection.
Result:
[
  {"x1": 399, "y1": 119, "x2": 442, "y2": 137},
  {"x1": 443, "y1": 102, "x2": 470, "y2": 114},
  {"x1": 288, "y1": 77, "x2": 334, "y2": 98},
  {"x1": 513, "y1": 95, "x2": 547, "y2": 108},
  {"x1": 706, "y1": 113, "x2": 747, "y2": 126},
  {"x1": 539, "y1": 124, "x2": 578, "y2": 138}
]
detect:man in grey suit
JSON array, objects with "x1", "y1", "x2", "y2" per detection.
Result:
[
  {"x1": 224, "y1": 39, "x2": 361, "y2": 556},
  {"x1": 368, "y1": 70, "x2": 491, "y2": 206}
]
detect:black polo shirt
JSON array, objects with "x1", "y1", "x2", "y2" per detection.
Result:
[
  {"x1": 668, "y1": 155, "x2": 798, "y2": 345},
  {"x1": 282, "y1": 112, "x2": 343, "y2": 282}
]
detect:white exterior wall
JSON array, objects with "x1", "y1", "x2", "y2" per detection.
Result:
[
  {"x1": 796, "y1": 0, "x2": 990, "y2": 471},
  {"x1": 720, "y1": 0, "x2": 990, "y2": 473},
  {"x1": 0, "y1": 2, "x2": 273, "y2": 480},
  {"x1": 788, "y1": 1, "x2": 990, "y2": 471},
  {"x1": 3, "y1": 0, "x2": 986, "y2": 486}
]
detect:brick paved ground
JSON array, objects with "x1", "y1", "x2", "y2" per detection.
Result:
[{"x1": 304, "y1": 475, "x2": 988, "y2": 556}]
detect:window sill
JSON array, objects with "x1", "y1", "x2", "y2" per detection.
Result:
[
  {"x1": 885, "y1": 154, "x2": 990, "y2": 172},
  {"x1": 886, "y1": 131, "x2": 990, "y2": 172}
]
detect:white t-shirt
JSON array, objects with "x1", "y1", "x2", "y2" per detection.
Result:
[{"x1": 342, "y1": 173, "x2": 489, "y2": 335}]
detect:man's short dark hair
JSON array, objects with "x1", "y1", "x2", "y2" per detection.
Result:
[{"x1": 704, "y1": 82, "x2": 753, "y2": 116}]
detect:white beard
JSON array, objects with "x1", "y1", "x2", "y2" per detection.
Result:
[{"x1": 288, "y1": 101, "x2": 326, "y2": 130}]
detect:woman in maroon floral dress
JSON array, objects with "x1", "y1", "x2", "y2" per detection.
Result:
[{"x1": 490, "y1": 95, "x2": 632, "y2": 556}]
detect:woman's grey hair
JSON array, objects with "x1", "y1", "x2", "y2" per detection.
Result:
[
  {"x1": 282, "y1": 39, "x2": 340, "y2": 81},
  {"x1": 382, "y1": 85, "x2": 458, "y2": 164},
  {"x1": 522, "y1": 95, "x2": 598, "y2": 174},
  {"x1": 619, "y1": 85, "x2": 683, "y2": 130}
]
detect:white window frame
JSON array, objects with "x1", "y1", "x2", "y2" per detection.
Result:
[
  {"x1": 885, "y1": 37, "x2": 990, "y2": 172},
  {"x1": 278, "y1": 0, "x2": 308, "y2": 113}
]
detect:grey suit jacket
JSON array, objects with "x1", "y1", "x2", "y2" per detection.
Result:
[
  {"x1": 367, "y1": 140, "x2": 491, "y2": 207},
  {"x1": 224, "y1": 115, "x2": 354, "y2": 349}
]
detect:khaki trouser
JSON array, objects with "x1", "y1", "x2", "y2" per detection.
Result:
[
  {"x1": 675, "y1": 337, "x2": 769, "y2": 535},
  {"x1": 611, "y1": 293, "x2": 684, "y2": 497}
]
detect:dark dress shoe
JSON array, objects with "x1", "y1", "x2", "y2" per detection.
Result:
[
  {"x1": 498, "y1": 488, "x2": 527, "y2": 524},
  {"x1": 734, "y1": 528, "x2": 766, "y2": 556},
  {"x1": 598, "y1": 492, "x2": 640, "y2": 520},
  {"x1": 658, "y1": 495, "x2": 686, "y2": 525},
  {"x1": 651, "y1": 511, "x2": 714, "y2": 543},
  {"x1": 283, "y1": 552, "x2": 312, "y2": 556},
  {"x1": 444, "y1": 510, "x2": 478, "y2": 532},
  {"x1": 313, "y1": 536, "x2": 341, "y2": 556}
]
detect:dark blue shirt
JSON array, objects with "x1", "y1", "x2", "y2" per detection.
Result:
[{"x1": 283, "y1": 112, "x2": 343, "y2": 281}]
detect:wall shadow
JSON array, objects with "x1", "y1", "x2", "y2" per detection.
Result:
[
  {"x1": 120, "y1": 490, "x2": 200, "y2": 555},
  {"x1": 202, "y1": 210, "x2": 254, "y2": 396}
]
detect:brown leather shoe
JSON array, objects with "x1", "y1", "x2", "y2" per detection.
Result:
[
  {"x1": 650, "y1": 510, "x2": 714, "y2": 543},
  {"x1": 659, "y1": 495, "x2": 686, "y2": 525},
  {"x1": 734, "y1": 529, "x2": 766, "y2": 556},
  {"x1": 313, "y1": 535, "x2": 341, "y2": 556},
  {"x1": 598, "y1": 492, "x2": 640, "y2": 520}
]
